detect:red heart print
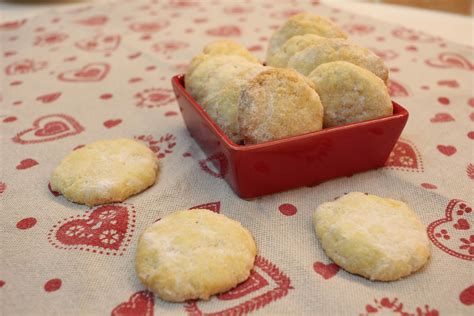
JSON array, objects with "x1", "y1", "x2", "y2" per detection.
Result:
[
  {"x1": 76, "y1": 15, "x2": 108, "y2": 26},
  {"x1": 343, "y1": 23, "x2": 375, "y2": 35},
  {"x1": 103, "y1": 119, "x2": 122, "y2": 128},
  {"x1": 421, "y1": 183, "x2": 437, "y2": 189},
  {"x1": 128, "y1": 52, "x2": 141, "y2": 59},
  {"x1": 12, "y1": 114, "x2": 84, "y2": 144},
  {"x1": 0, "y1": 182, "x2": 6, "y2": 194},
  {"x1": 278, "y1": 203, "x2": 297, "y2": 216},
  {"x1": 385, "y1": 139, "x2": 423, "y2": 172},
  {"x1": 437, "y1": 145, "x2": 456, "y2": 156},
  {"x1": 129, "y1": 21, "x2": 169, "y2": 33},
  {"x1": 217, "y1": 270, "x2": 269, "y2": 300},
  {"x1": 430, "y1": 113, "x2": 454, "y2": 123},
  {"x1": 392, "y1": 27, "x2": 437, "y2": 42},
  {"x1": 467, "y1": 163, "x2": 474, "y2": 180},
  {"x1": 4, "y1": 51, "x2": 17, "y2": 57},
  {"x1": 199, "y1": 153, "x2": 228, "y2": 178},
  {"x1": 454, "y1": 218, "x2": 470, "y2": 230},
  {"x1": 111, "y1": 291, "x2": 154, "y2": 316},
  {"x1": 206, "y1": 25, "x2": 241, "y2": 37},
  {"x1": 460, "y1": 285, "x2": 474, "y2": 306},
  {"x1": 58, "y1": 63, "x2": 110, "y2": 82},
  {"x1": 313, "y1": 262, "x2": 340, "y2": 280},
  {"x1": 426, "y1": 52, "x2": 474, "y2": 71},
  {"x1": 184, "y1": 256, "x2": 292, "y2": 314},
  {"x1": 189, "y1": 201, "x2": 221, "y2": 213},
  {"x1": 5, "y1": 59, "x2": 48, "y2": 75},
  {"x1": 387, "y1": 79, "x2": 410, "y2": 97},
  {"x1": 427, "y1": 199, "x2": 473, "y2": 260},
  {"x1": 0, "y1": 19, "x2": 26, "y2": 31},
  {"x1": 437, "y1": 80, "x2": 459, "y2": 88},
  {"x1": 48, "y1": 204, "x2": 135, "y2": 256},
  {"x1": 16, "y1": 158, "x2": 38, "y2": 170},
  {"x1": 75, "y1": 34, "x2": 121, "y2": 53},
  {"x1": 36, "y1": 92, "x2": 62, "y2": 103},
  {"x1": 134, "y1": 134, "x2": 176, "y2": 159},
  {"x1": 35, "y1": 121, "x2": 68, "y2": 137},
  {"x1": 363, "y1": 297, "x2": 439, "y2": 315}
]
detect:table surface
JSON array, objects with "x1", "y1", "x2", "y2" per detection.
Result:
[
  {"x1": 1, "y1": 0, "x2": 473, "y2": 315},
  {"x1": 0, "y1": 0, "x2": 472, "y2": 45}
]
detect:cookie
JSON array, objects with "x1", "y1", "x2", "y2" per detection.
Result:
[
  {"x1": 313, "y1": 192, "x2": 431, "y2": 281},
  {"x1": 266, "y1": 34, "x2": 328, "y2": 68},
  {"x1": 239, "y1": 68, "x2": 324, "y2": 144},
  {"x1": 185, "y1": 54, "x2": 255, "y2": 105},
  {"x1": 135, "y1": 209, "x2": 257, "y2": 302},
  {"x1": 308, "y1": 61, "x2": 392, "y2": 128},
  {"x1": 50, "y1": 139, "x2": 159, "y2": 206},
  {"x1": 266, "y1": 13, "x2": 347, "y2": 65},
  {"x1": 286, "y1": 35, "x2": 388, "y2": 82},
  {"x1": 202, "y1": 64, "x2": 266, "y2": 143},
  {"x1": 185, "y1": 40, "x2": 259, "y2": 80}
]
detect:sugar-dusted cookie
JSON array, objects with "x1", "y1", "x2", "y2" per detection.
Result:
[
  {"x1": 50, "y1": 139, "x2": 159, "y2": 206},
  {"x1": 313, "y1": 192, "x2": 431, "y2": 281},
  {"x1": 286, "y1": 35, "x2": 388, "y2": 82},
  {"x1": 135, "y1": 209, "x2": 257, "y2": 302},
  {"x1": 267, "y1": 34, "x2": 328, "y2": 68},
  {"x1": 239, "y1": 68, "x2": 323, "y2": 144},
  {"x1": 185, "y1": 40, "x2": 259, "y2": 81},
  {"x1": 202, "y1": 64, "x2": 266, "y2": 143},
  {"x1": 266, "y1": 13, "x2": 347, "y2": 65},
  {"x1": 308, "y1": 61, "x2": 392, "y2": 128},
  {"x1": 185, "y1": 55, "x2": 255, "y2": 105}
]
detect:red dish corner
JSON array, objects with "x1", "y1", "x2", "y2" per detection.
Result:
[{"x1": 171, "y1": 74, "x2": 409, "y2": 199}]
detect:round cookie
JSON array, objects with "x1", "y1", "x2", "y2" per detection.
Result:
[
  {"x1": 202, "y1": 40, "x2": 259, "y2": 63},
  {"x1": 238, "y1": 68, "x2": 324, "y2": 144},
  {"x1": 50, "y1": 139, "x2": 159, "y2": 206},
  {"x1": 185, "y1": 40, "x2": 259, "y2": 80},
  {"x1": 287, "y1": 36, "x2": 388, "y2": 82},
  {"x1": 135, "y1": 209, "x2": 257, "y2": 302},
  {"x1": 308, "y1": 61, "x2": 392, "y2": 128},
  {"x1": 266, "y1": 12, "x2": 347, "y2": 65},
  {"x1": 202, "y1": 64, "x2": 267, "y2": 143},
  {"x1": 313, "y1": 192, "x2": 431, "y2": 281},
  {"x1": 266, "y1": 34, "x2": 328, "y2": 68},
  {"x1": 185, "y1": 55, "x2": 255, "y2": 105}
]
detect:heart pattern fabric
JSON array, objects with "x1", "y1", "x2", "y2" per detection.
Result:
[
  {"x1": 111, "y1": 291, "x2": 154, "y2": 316},
  {"x1": 427, "y1": 199, "x2": 473, "y2": 261},
  {"x1": 2, "y1": 0, "x2": 473, "y2": 314},
  {"x1": 58, "y1": 63, "x2": 110, "y2": 82},
  {"x1": 48, "y1": 204, "x2": 136, "y2": 256},
  {"x1": 384, "y1": 139, "x2": 423, "y2": 172},
  {"x1": 12, "y1": 114, "x2": 84, "y2": 144},
  {"x1": 75, "y1": 34, "x2": 121, "y2": 53},
  {"x1": 184, "y1": 256, "x2": 292, "y2": 315}
]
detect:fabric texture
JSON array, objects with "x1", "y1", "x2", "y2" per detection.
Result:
[{"x1": 1, "y1": 0, "x2": 473, "y2": 315}]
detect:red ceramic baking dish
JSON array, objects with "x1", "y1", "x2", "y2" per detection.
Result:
[{"x1": 171, "y1": 74, "x2": 409, "y2": 199}]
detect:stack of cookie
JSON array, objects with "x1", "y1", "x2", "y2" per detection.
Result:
[
  {"x1": 267, "y1": 13, "x2": 392, "y2": 128},
  {"x1": 185, "y1": 12, "x2": 393, "y2": 144},
  {"x1": 185, "y1": 40, "x2": 265, "y2": 144}
]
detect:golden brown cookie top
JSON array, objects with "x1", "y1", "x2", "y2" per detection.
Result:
[
  {"x1": 50, "y1": 139, "x2": 159, "y2": 206},
  {"x1": 239, "y1": 68, "x2": 324, "y2": 144},
  {"x1": 287, "y1": 35, "x2": 388, "y2": 82},
  {"x1": 186, "y1": 40, "x2": 259, "y2": 79},
  {"x1": 308, "y1": 61, "x2": 392, "y2": 127},
  {"x1": 135, "y1": 209, "x2": 257, "y2": 302},
  {"x1": 266, "y1": 13, "x2": 347, "y2": 64},
  {"x1": 313, "y1": 192, "x2": 431, "y2": 281}
]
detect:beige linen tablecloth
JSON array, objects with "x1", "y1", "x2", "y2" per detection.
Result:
[{"x1": 1, "y1": 0, "x2": 473, "y2": 315}]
